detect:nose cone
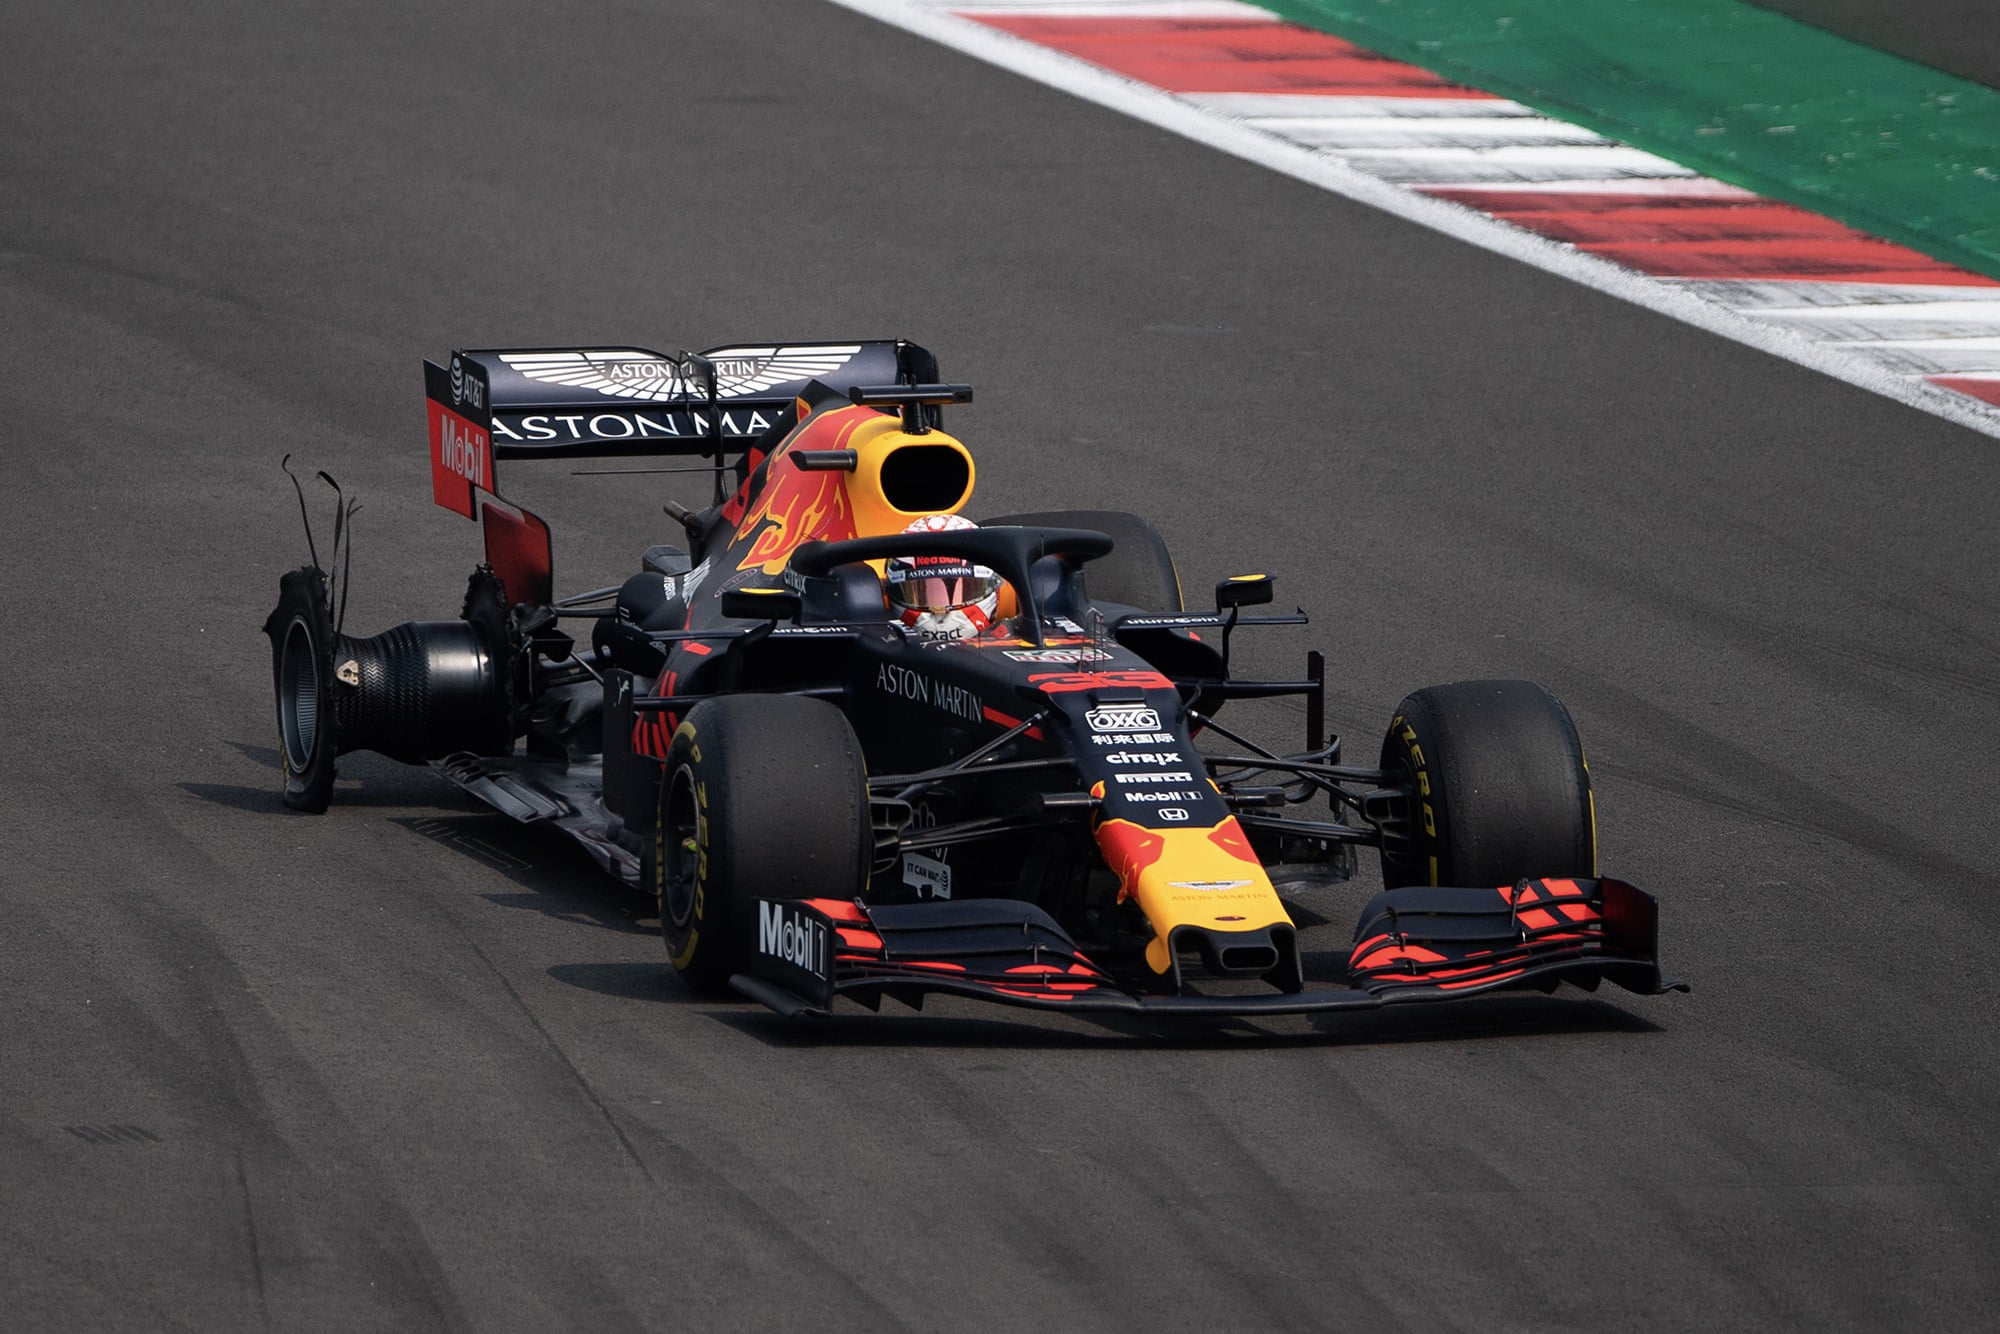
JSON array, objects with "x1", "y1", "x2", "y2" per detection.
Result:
[{"x1": 1094, "y1": 816, "x2": 1293, "y2": 978}]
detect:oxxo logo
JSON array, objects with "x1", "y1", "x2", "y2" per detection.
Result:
[{"x1": 1086, "y1": 705, "x2": 1160, "y2": 734}]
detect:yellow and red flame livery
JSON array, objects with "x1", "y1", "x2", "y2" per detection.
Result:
[{"x1": 726, "y1": 400, "x2": 976, "y2": 576}]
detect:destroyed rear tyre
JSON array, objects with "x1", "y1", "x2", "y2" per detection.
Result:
[
  {"x1": 263, "y1": 567, "x2": 338, "y2": 813},
  {"x1": 650, "y1": 694, "x2": 870, "y2": 996},
  {"x1": 1377, "y1": 679, "x2": 1596, "y2": 890}
]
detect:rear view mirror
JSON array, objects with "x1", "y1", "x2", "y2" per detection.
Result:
[
  {"x1": 1215, "y1": 574, "x2": 1274, "y2": 610},
  {"x1": 721, "y1": 587, "x2": 803, "y2": 622}
]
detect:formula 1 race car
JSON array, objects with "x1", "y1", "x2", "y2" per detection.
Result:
[{"x1": 264, "y1": 337, "x2": 1684, "y2": 1019}]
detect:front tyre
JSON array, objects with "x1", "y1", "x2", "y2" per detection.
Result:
[
  {"x1": 1377, "y1": 679, "x2": 1596, "y2": 890},
  {"x1": 650, "y1": 695, "x2": 870, "y2": 995},
  {"x1": 262, "y1": 567, "x2": 338, "y2": 813}
]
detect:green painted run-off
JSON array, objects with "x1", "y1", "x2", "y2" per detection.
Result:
[{"x1": 1259, "y1": 0, "x2": 2000, "y2": 280}]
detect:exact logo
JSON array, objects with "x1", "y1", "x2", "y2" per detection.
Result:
[{"x1": 1087, "y1": 704, "x2": 1161, "y2": 733}]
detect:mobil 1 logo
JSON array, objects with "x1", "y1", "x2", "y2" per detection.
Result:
[{"x1": 752, "y1": 900, "x2": 834, "y2": 1005}]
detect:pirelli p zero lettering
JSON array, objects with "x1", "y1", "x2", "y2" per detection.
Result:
[{"x1": 1393, "y1": 716, "x2": 1437, "y2": 839}]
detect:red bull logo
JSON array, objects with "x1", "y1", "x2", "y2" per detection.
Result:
[
  {"x1": 1028, "y1": 670, "x2": 1175, "y2": 696},
  {"x1": 1095, "y1": 819, "x2": 1166, "y2": 904},
  {"x1": 1207, "y1": 821, "x2": 1259, "y2": 865}
]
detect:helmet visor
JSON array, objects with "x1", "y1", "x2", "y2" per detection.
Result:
[{"x1": 888, "y1": 562, "x2": 1000, "y2": 611}]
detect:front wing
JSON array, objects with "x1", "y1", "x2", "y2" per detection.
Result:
[{"x1": 731, "y1": 879, "x2": 1686, "y2": 1019}]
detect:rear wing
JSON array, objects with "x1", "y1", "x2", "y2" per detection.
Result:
[
  {"x1": 424, "y1": 339, "x2": 936, "y2": 510},
  {"x1": 421, "y1": 337, "x2": 939, "y2": 610}
]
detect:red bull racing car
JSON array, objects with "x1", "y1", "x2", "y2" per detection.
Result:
[{"x1": 263, "y1": 337, "x2": 1683, "y2": 1019}]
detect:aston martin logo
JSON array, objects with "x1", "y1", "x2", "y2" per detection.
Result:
[{"x1": 497, "y1": 345, "x2": 862, "y2": 402}]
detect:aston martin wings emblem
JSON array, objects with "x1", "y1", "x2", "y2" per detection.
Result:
[
  {"x1": 698, "y1": 345, "x2": 864, "y2": 397},
  {"x1": 497, "y1": 345, "x2": 863, "y2": 402},
  {"x1": 495, "y1": 350, "x2": 688, "y2": 401}
]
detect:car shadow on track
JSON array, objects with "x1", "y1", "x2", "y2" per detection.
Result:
[
  {"x1": 544, "y1": 940, "x2": 1667, "y2": 1047},
  {"x1": 191, "y1": 743, "x2": 663, "y2": 940},
  {"x1": 183, "y1": 742, "x2": 487, "y2": 811},
  {"x1": 388, "y1": 811, "x2": 659, "y2": 937},
  {"x1": 227, "y1": 740, "x2": 281, "y2": 767},
  {"x1": 547, "y1": 960, "x2": 683, "y2": 1004},
  {"x1": 672, "y1": 991, "x2": 1664, "y2": 1051},
  {"x1": 180, "y1": 779, "x2": 468, "y2": 812},
  {"x1": 180, "y1": 781, "x2": 290, "y2": 813}
]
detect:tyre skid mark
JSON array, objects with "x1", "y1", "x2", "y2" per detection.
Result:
[{"x1": 456, "y1": 935, "x2": 658, "y2": 1186}]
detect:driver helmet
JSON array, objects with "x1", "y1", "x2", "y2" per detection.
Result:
[{"x1": 886, "y1": 514, "x2": 1001, "y2": 642}]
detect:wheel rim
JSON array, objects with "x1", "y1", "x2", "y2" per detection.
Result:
[
  {"x1": 662, "y1": 763, "x2": 700, "y2": 928},
  {"x1": 279, "y1": 616, "x2": 319, "y2": 772}
]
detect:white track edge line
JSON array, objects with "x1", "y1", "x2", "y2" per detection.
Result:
[{"x1": 823, "y1": 0, "x2": 2000, "y2": 439}]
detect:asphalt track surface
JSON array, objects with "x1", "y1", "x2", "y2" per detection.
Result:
[
  {"x1": 3, "y1": 2, "x2": 1996, "y2": 1330},
  {"x1": 1751, "y1": 1, "x2": 2000, "y2": 90}
]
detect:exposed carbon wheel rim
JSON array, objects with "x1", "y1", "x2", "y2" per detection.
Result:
[
  {"x1": 279, "y1": 615, "x2": 320, "y2": 774},
  {"x1": 661, "y1": 762, "x2": 700, "y2": 930}
]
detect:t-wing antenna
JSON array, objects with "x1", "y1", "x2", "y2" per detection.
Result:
[
  {"x1": 680, "y1": 351, "x2": 726, "y2": 503},
  {"x1": 846, "y1": 384, "x2": 973, "y2": 435}
]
